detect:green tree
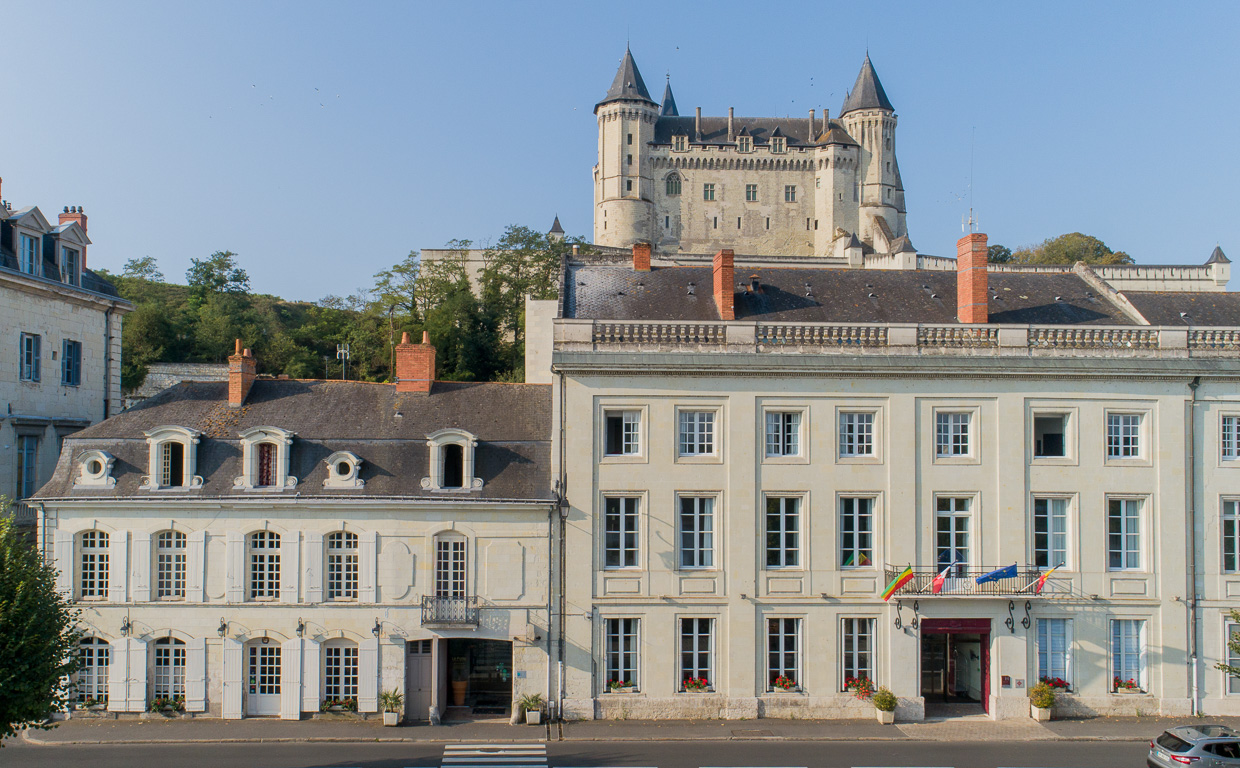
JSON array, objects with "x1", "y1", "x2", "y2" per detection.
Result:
[
  {"x1": 120, "y1": 302, "x2": 176, "y2": 392},
  {"x1": 0, "y1": 505, "x2": 79, "y2": 742},
  {"x1": 1009, "y1": 233, "x2": 1134, "y2": 266},
  {"x1": 987, "y1": 245, "x2": 1013, "y2": 264},
  {"x1": 1218, "y1": 609, "x2": 1240, "y2": 680},
  {"x1": 121, "y1": 256, "x2": 163, "y2": 282},
  {"x1": 186, "y1": 251, "x2": 250, "y2": 299}
]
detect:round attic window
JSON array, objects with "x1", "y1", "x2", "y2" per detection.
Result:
[
  {"x1": 87, "y1": 459, "x2": 103, "y2": 475},
  {"x1": 336, "y1": 461, "x2": 351, "y2": 477}
]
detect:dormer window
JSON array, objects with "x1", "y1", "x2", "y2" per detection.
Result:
[
  {"x1": 323, "y1": 451, "x2": 365, "y2": 489},
  {"x1": 422, "y1": 429, "x2": 483, "y2": 492},
  {"x1": 673, "y1": 134, "x2": 687, "y2": 152},
  {"x1": 74, "y1": 449, "x2": 116, "y2": 489},
  {"x1": 141, "y1": 426, "x2": 203, "y2": 490},
  {"x1": 234, "y1": 426, "x2": 297, "y2": 491},
  {"x1": 62, "y1": 247, "x2": 80, "y2": 286},
  {"x1": 737, "y1": 136, "x2": 752, "y2": 153},
  {"x1": 20, "y1": 233, "x2": 38, "y2": 275},
  {"x1": 771, "y1": 137, "x2": 786, "y2": 153}
]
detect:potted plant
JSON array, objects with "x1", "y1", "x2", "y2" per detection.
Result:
[
  {"x1": 772, "y1": 675, "x2": 799, "y2": 692},
  {"x1": 1029, "y1": 681, "x2": 1055, "y2": 721},
  {"x1": 518, "y1": 693, "x2": 544, "y2": 725},
  {"x1": 845, "y1": 676, "x2": 875, "y2": 699},
  {"x1": 605, "y1": 679, "x2": 635, "y2": 693},
  {"x1": 380, "y1": 690, "x2": 403, "y2": 726},
  {"x1": 682, "y1": 677, "x2": 710, "y2": 692},
  {"x1": 872, "y1": 687, "x2": 897, "y2": 725},
  {"x1": 1113, "y1": 676, "x2": 1143, "y2": 693}
]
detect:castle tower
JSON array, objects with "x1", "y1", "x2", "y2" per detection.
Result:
[
  {"x1": 839, "y1": 55, "x2": 906, "y2": 251},
  {"x1": 813, "y1": 111, "x2": 862, "y2": 257},
  {"x1": 594, "y1": 47, "x2": 659, "y2": 249}
]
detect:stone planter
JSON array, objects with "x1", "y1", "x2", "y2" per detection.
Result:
[
  {"x1": 1031, "y1": 704, "x2": 1052, "y2": 721},
  {"x1": 876, "y1": 708, "x2": 895, "y2": 725},
  {"x1": 383, "y1": 711, "x2": 399, "y2": 726},
  {"x1": 525, "y1": 710, "x2": 542, "y2": 725},
  {"x1": 605, "y1": 687, "x2": 637, "y2": 694}
]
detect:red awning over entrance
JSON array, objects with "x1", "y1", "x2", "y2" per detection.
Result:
[{"x1": 921, "y1": 618, "x2": 991, "y2": 633}]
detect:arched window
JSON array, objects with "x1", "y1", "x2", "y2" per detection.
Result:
[
  {"x1": 152, "y1": 638, "x2": 186, "y2": 700},
  {"x1": 423, "y1": 429, "x2": 481, "y2": 491},
  {"x1": 434, "y1": 534, "x2": 467, "y2": 598},
  {"x1": 79, "y1": 530, "x2": 109, "y2": 599},
  {"x1": 156, "y1": 531, "x2": 186, "y2": 600},
  {"x1": 235, "y1": 426, "x2": 296, "y2": 491},
  {"x1": 327, "y1": 532, "x2": 358, "y2": 600},
  {"x1": 666, "y1": 173, "x2": 682, "y2": 196},
  {"x1": 75, "y1": 637, "x2": 109, "y2": 705},
  {"x1": 142, "y1": 426, "x2": 202, "y2": 490},
  {"x1": 323, "y1": 640, "x2": 359, "y2": 705},
  {"x1": 256, "y1": 442, "x2": 277, "y2": 487},
  {"x1": 442, "y1": 445, "x2": 464, "y2": 489},
  {"x1": 248, "y1": 531, "x2": 281, "y2": 601}
]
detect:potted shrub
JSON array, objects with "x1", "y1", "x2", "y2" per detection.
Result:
[
  {"x1": 1029, "y1": 681, "x2": 1055, "y2": 721},
  {"x1": 518, "y1": 693, "x2": 544, "y2": 725},
  {"x1": 682, "y1": 677, "x2": 710, "y2": 692},
  {"x1": 380, "y1": 690, "x2": 403, "y2": 726},
  {"x1": 872, "y1": 687, "x2": 897, "y2": 725}
]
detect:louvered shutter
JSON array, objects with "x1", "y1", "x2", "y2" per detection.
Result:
[
  {"x1": 359, "y1": 531, "x2": 378, "y2": 603},
  {"x1": 304, "y1": 532, "x2": 323, "y2": 604},
  {"x1": 301, "y1": 640, "x2": 321, "y2": 713},
  {"x1": 131, "y1": 531, "x2": 151, "y2": 602},
  {"x1": 185, "y1": 638, "x2": 207, "y2": 712},
  {"x1": 108, "y1": 530, "x2": 128, "y2": 603},
  {"x1": 280, "y1": 531, "x2": 300, "y2": 604},
  {"x1": 53, "y1": 529, "x2": 74, "y2": 597},
  {"x1": 225, "y1": 531, "x2": 244, "y2": 603},
  {"x1": 186, "y1": 531, "x2": 206, "y2": 602},
  {"x1": 107, "y1": 637, "x2": 129, "y2": 710},
  {"x1": 280, "y1": 638, "x2": 302, "y2": 720},
  {"x1": 126, "y1": 637, "x2": 147, "y2": 711},
  {"x1": 358, "y1": 638, "x2": 379, "y2": 712},
  {"x1": 222, "y1": 637, "x2": 243, "y2": 719}
]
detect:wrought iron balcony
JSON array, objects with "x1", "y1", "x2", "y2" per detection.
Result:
[
  {"x1": 421, "y1": 595, "x2": 480, "y2": 627},
  {"x1": 884, "y1": 565, "x2": 1058, "y2": 598}
]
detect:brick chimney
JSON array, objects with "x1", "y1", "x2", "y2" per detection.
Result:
[
  {"x1": 395, "y1": 331, "x2": 435, "y2": 394},
  {"x1": 58, "y1": 205, "x2": 89, "y2": 269},
  {"x1": 228, "y1": 339, "x2": 257, "y2": 407},
  {"x1": 713, "y1": 249, "x2": 735, "y2": 321},
  {"x1": 956, "y1": 232, "x2": 989, "y2": 324},
  {"x1": 632, "y1": 242, "x2": 651, "y2": 271}
]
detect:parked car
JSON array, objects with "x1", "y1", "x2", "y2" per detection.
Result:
[{"x1": 1149, "y1": 726, "x2": 1240, "y2": 768}]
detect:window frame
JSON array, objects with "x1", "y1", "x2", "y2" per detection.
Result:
[
  {"x1": 702, "y1": 183, "x2": 716, "y2": 202},
  {"x1": 1221, "y1": 413, "x2": 1240, "y2": 464},
  {"x1": 61, "y1": 339, "x2": 82, "y2": 387},
  {"x1": 1106, "y1": 496, "x2": 1144, "y2": 572},
  {"x1": 676, "y1": 406, "x2": 721, "y2": 462},
  {"x1": 1105, "y1": 410, "x2": 1149, "y2": 464},
  {"x1": 672, "y1": 134, "x2": 687, "y2": 152},
  {"x1": 16, "y1": 434, "x2": 39, "y2": 499},
  {"x1": 603, "y1": 617, "x2": 640, "y2": 692},
  {"x1": 737, "y1": 135, "x2": 752, "y2": 153},
  {"x1": 679, "y1": 617, "x2": 714, "y2": 691},
  {"x1": 152, "y1": 637, "x2": 187, "y2": 699},
  {"x1": 602, "y1": 494, "x2": 641, "y2": 570},
  {"x1": 78, "y1": 529, "x2": 110, "y2": 600},
  {"x1": 19, "y1": 332, "x2": 41, "y2": 382},
  {"x1": 323, "y1": 640, "x2": 359, "y2": 701},
  {"x1": 1030, "y1": 407, "x2": 1077, "y2": 465},
  {"x1": 784, "y1": 185, "x2": 796, "y2": 203},
  {"x1": 1226, "y1": 620, "x2": 1240, "y2": 696},
  {"x1": 327, "y1": 531, "x2": 359, "y2": 601},
  {"x1": 665, "y1": 173, "x2": 682, "y2": 196},
  {"x1": 75, "y1": 637, "x2": 110, "y2": 704},
  {"x1": 677, "y1": 494, "x2": 716, "y2": 570},
  {"x1": 141, "y1": 426, "x2": 203, "y2": 491},
  {"x1": 1032, "y1": 495, "x2": 1071, "y2": 571},
  {"x1": 934, "y1": 408, "x2": 976, "y2": 461},
  {"x1": 600, "y1": 405, "x2": 646, "y2": 462},
  {"x1": 434, "y1": 535, "x2": 467, "y2": 598},
  {"x1": 771, "y1": 136, "x2": 786, "y2": 153},
  {"x1": 1110, "y1": 618, "x2": 1147, "y2": 692},
  {"x1": 934, "y1": 495, "x2": 973, "y2": 576},
  {"x1": 424, "y1": 428, "x2": 480, "y2": 492},
  {"x1": 839, "y1": 495, "x2": 876, "y2": 569},
  {"x1": 840, "y1": 617, "x2": 876, "y2": 691},
  {"x1": 235, "y1": 426, "x2": 297, "y2": 492},
  {"x1": 1037, "y1": 617, "x2": 1073, "y2": 691},
  {"x1": 837, "y1": 409, "x2": 879, "y2": 462},
  {"x1": 19, "y1": 233, "x2": 39, "y2": 275},
  {"x1": 764, "y1": 495, "x2": 802, "y2": 570},
  {"x1": 763, "y1": 407, "x2": 806, "y2": 462},
  {"x1": 62, "y1": 246, "x2": 80, "y2": 286},
  {"x1": 155, "y1": 530, "x2": 187, "y2": 600},
  {"x1": 247, "y1": 530, "x2": 282, "y2": 601},
  {"x1": 766, "y1": 617, "x2": 802, "y2": 692},
  {"x1": 745, "y1": 183, "x2": 758, "y2": 202}
]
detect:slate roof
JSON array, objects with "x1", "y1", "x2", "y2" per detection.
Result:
[
  {"x1": 840, "y1": 54, "x2": 894, "y2": 115},
  {"x1": 597, "y1": 47, "x2": 655, "y2": 109},
  {"x1": 1122, "y1": 292, "x2": 1240, "y2": 326},
  {"x1": 564, "y1": 264, "x2": 1139, "y2": 325},
  {"x1": 660, "y1": 81, "x2": 679, "y2": 116},
  {"x1": 654, "y1": 116, "x2": 843, "y2": 147},
  {"x1": 1208, "y1": 246, "x2": 1230, "y2": 264},
  {"x1": 549, "y1": 215, "x2": 564, "y2": 235},
  {"x1": 34, "y1": 379, "x2": 554, "y2": 502}
]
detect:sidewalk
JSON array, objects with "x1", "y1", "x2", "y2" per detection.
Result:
[{"x1": 20, "y1": 714, "x2": 1240, "y2": 746}]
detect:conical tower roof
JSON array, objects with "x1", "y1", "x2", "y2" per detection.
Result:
[
  {"x1": 549, "y1": 215, "x2": 565, "y2": 235},
  {"x1": 840, "y1": 54, "x2": 894, "y2": 115},
  {"x1": 660, "y1": 79, "x2": 679, "y2": 116},
  {"x1": 597, "y1": 47, "x2": 656, "y2": 111},
  {"x1": 1208, "y1": 245, "x2": 1230, "y2": 264}
]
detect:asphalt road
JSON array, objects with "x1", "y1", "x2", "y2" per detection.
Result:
[{"x1": 0, "y1": 739, "x2": 1151, "y2": 768}]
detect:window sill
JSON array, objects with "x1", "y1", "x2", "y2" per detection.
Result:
[
  {"x1": 933, "y1": 455, "x2": 979, "y2": 465},
  {"x1": 1104, "y1": 458, "x2": 1151, "y2": 468},
  {"x1": 675, "y1": 454, "x2": 722, "y2": 465},
  {"x1": 766, "y1": 688, "x2": 804, "y2": 695},
  {"x1": 763, "y1": 455, "x2": 809, "y2": 465},
  {"x1": 1031, "y1": 456, "x2": 1077, "y2": 466},
  {"x1": 837, "y1": 455, "x2": 880, "y2": 464},
  {"x1": 600, "y1": 454, "x2": 647, "y2": 465}
]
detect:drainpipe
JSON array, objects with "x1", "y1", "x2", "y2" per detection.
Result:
[
  {"x1": 546, "y1": 501, "x2": 554, "y2": 719},
  {"x1": 103, "y1": 309, "x2": 112, "y2": 419},
  {"x1": 556, "y1": 368, "x2": 568, "y2": 722},
  {"x1": 1188, "y1": 376, "x2": 1201, "y2": 715}
]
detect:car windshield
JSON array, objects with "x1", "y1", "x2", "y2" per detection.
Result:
[{"x1": 1158, "y1": 733, "x2": 1193, "y2": 753}]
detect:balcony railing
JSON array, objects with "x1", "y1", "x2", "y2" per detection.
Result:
[
  {"x1": 6, "y1": 502, "x2": 36, "y2": 528},
  {"x1": 421, "y1": 595, "x2": 480, "y2": 627},
  {"x1": 884, "y1": 566, "x2": 1056, "y2": 598}
]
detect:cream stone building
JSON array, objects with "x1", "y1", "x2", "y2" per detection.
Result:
[
  {"x1": 594, "y1": 49, "x2": 911, "y2": 260},
  {"x1": 32, "y1": 335, "x2": 556, "y2": 722},
  {"x1": 0, "y1": 179, "x2": 131, "y2": 529},
  {"x1": 530, "y1": 237, "x2": 1240, "y2": 721}
]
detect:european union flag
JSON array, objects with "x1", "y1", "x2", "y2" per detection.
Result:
[{"x1": 975, "y1": 563, "x2": 1017, "y2": 584}]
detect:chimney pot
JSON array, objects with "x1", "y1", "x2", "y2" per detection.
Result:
[
  {"x1": 713, "y1": 249, "x2": 735, "y2": 321},
  {"x1": 695, "y1": 107, "x2": 702, "y2": 138},
  {"x1": 572, "y1": 244, "x2": 580, "y2": 256},
  {"x1": 396, "y1": 331, "x2": 436, "y2": 394},
  {"x1": 400, "y1": 331, "x2": 410, "y2": 344},
  {"x1": 632, "y1": 242, "x2": 652, "y2": 271},
  {"x1": 956, "y1": 232, "x2": 989, "y2": 324},
  {"x1": 727, "y1": 107, "x2": 735, "y2": 142},
  {"x1": 234, "y1": 338, "x2": 242, "y2": 354}
]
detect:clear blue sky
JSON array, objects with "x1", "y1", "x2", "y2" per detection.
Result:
[{"x1": 3, "y1": 1, "x2": 1237, "y2": 301}]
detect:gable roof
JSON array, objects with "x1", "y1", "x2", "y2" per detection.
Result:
[
  {"x1": 597, "y1": 47, "x2": 656, "y2": 110},
  {"x1": 840, "y1": 54, "x2": 894, "y2": 115}
]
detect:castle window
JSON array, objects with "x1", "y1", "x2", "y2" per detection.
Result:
[
  {"x1": 626, "y1": 180, "x2": 633, "y2": 192},
  {"x1": 423, "y1": 429, "x2": 482, "y2": 492},
  {"x1": 627, "y1": 154, "x2": 633, "y2": 166},
  {"x1": 665, "y1": 216, "x2": 670, "y2": 229},
  {"x1": 745, "y1": 184, "x2": 758, "y2": 202},
  {"x1": 765, "y1": 217, "x2": 770, "y2": 230},
  {"x1": 673, "y1": 135, "x2": 687, "y2": 152},
  {"x1": 627, "y1": 133, "x2": 632, "y2": 145},
  {"x1": 703, "y1": 184, "x2": 715, "y2": 201},
  {"x1": 816, "y1": 178, "x2": 821, "y2": 189},
  {"x1": 771, "y1": 137, "x2": 786, "y2": 153},
  {"x1": 142, "y1": 426, "x2": 203, "y2": 490},
  {"x1": 886, "y1": 162, "x2": 891, "y2": 173},
  {"x1": 738, "y1": 136, "x2": 752, "y2": 152},
  {"x1": 713, "y1": 217, "x2": 718, "y2": 229},
  {"x1": 666, "y1": 174, "x2": 681, "y2": 196},
  {"x1": 784, "y1": 185, "x2": 796, "y2": 203},
  {"x1": 885, "y1": 188, "x2": 891, "y2": 200},
  {"x1": 234, "y1": 427, "x2": 297, "y2": 491},
  {"x1": 737, "y1": 217, "x2": 741, "y2": 229}
]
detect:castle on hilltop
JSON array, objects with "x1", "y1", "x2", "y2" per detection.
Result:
[{"x1": 594, "y1": 48, "x2": 910, "y2": 261}]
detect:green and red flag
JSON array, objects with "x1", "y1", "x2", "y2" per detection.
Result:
[{"x1": 881, "y1": 565, "x2": 914, "y2": 601}]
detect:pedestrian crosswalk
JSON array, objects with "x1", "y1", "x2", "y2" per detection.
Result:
[{"x1": 442, "y1": 743, "x2": 548, "y2": 768}]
